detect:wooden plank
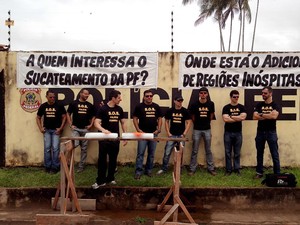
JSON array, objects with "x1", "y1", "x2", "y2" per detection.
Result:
[
  {"x1": 60, "y1": 152, "x2": 82, "y2": 213},
  {"x1": 157, "y1": 187, "x2": 173, "y2": 212},
  {"x1": 159, "y1": 204, "x2": 179, "y2": 225}
]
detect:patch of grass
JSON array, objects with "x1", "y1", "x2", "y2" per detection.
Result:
[{"x1": 0, "y1": 164, "x2": 299, "y2": 188}]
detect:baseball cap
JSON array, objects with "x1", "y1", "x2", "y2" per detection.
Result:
[
  {"x1": 199, "y1": 87, "x2": 208, "y2": 92},
  {"x1": 174, "y1": 95, "x2": 184, "y2": 101}
]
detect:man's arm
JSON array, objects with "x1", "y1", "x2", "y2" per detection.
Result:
[
  {"x1": 36, "y1": 116, "x2": 45, "y2": 133},
  {"x1": 133, "y1": 116, "x2": 142, "y2": 132},
  {"x1": 94, "y1": 118, "x2": 110, "y2": 134},
  {"x1": 66, "y1": 112, "x2": 73, "y2": 128},
  {"x1": 154, "y1": 117, "x2": 162, "y2": 135},
  {"x1": 56, "y1": 114, "x2": 66, "y2": 135},
  {"x1": 120, "y1": 118, "x2": 128, "y2": 146},
  {"x1": 183, "y1": 119, "x2": 192, "y2": 137},
  {"x1": 255, "y1": 110, "x2": 279, "y2": 120},
  {"x1": 86, "y1": 116, "x2": 96, "y2": 130},
  {"x1": 165, "y1": 119, "x2": 171, "y2": 137}
]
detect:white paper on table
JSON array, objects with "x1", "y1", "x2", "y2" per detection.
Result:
[
  {"x1": 84, "y1": 132, "x2": 118, "y2": 139},
  {"x1": 121, "y1": 132, "x2": 154, "y2": 139}
]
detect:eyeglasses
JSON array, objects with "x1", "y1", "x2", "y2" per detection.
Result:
[
  {"x1": 199, "y1": 92, "x2": 208, "y2": 95},
  {"x1": 176, "y1": 99, "x2": 183, "y2": 102},
  {"x1": 145, "y1": 95, "x2": 153, "y2": 98},
  {"x1": 232, "y1": 96, "x2": 239, "y2": 99}
]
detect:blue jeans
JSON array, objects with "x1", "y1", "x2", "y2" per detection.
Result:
[
  {"x1": 224, "y1": 131, "x2": 242, "y2": 172},
  {"x1": 255, "y1": 130, "x2": 280, "y2": 174},
  {"x1": 190, "y1": 129, "x2": 215, "y2": 172},
  {"x1": 135, "y1": 136, "x2": 157, "y2": 175},
  {"x1": 72, "y1": 128, "x2": 88, "y2": 169},
  {"x1": 44, "y1": 129, "x2": 60, "y2": 171},
  {"x1": 161, "y1": 135, "x2": 183, "y2": 171}
]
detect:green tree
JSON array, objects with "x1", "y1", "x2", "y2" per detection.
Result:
[{"x1": 183, "y1": 0, "x2": 252, "y2": 52}]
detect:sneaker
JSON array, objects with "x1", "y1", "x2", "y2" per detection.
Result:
[
  {"x1": 208, "y1": 170, "x2": 217, "y2": 176},
  {"x1": 91, "y1": 182, "x2": 106, "y2": 189},
  {"x1": 253, "y1": 174, "x2": 263, "y2": 179},
  {"x1": 157, "y1": 170, "x2": 165, "y2": 175},
  {"x1": 109, "y1": 180, "x2": 117, "y2": 185}
]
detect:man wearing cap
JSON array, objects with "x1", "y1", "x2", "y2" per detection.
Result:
[
  {"x1": 157, "y1": 95, "x2": 192, "y2": 175},
  {"x1": 133, "y1": 89, "x2": 162, "y2": 179},
  {"x1": 222, "y1": 90, "x2": 247, "y2": 176},
  {"x1": 188, "y1": 87, "x2": 217, "y2": 176}
]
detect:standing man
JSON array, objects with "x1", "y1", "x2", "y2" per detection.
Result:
[
  {"x1": 67, "y1": 88, "x2": 96, "y2": 173},
  {"x1": 133, "y1": 90, "x2": 162, "y2": 179},
  {"x1": 222, "y1": 90, "x2": 247, "y2": 176},
  {"x1": 253, "y1": 86, "x2": 280, "y2": 179},
  {"x1": 157, "y1": 95, "x2": 192, "y2": 174},
  {"x1": 188, "y1": 87, "x2": 217, "y2": 176},
  {"x1": 92, "y1": 90, "x2": 127, "y2": 189},
  {"x1": 36, "y1": 90, "x2": 66, "y2": 174}
]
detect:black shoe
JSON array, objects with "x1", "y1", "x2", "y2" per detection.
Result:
[
  {"x1": 234, "y1": 170, "x2": 241, "y2": 176},
  {"x1": 134, "y1": 174, "x2": 141, "y2": 180},
  {"x1": 145, "y1": 172, "x2": 152, "y2": 177},
  {"x1": 45, "y1": 168, "x2": 51, "y2": 173},
  {"x1": 208, "y1": 170, "x2": 217, "y2": 176},
  {"x1": 224, "y1": 171, "x2": 232, "y2": 176}
]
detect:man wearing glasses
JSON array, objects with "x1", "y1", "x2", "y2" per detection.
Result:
[
  {"x1": 157, "y1": 95, "x2": 192, "y2": 175},
  {"x1": 253, "y1": 86, "x2": 280, "y2": 179},
  {"x1": 133, "y1": 90, "x2": 162, "y2": 179},
  {"x1": 222, "y1": 90, "x2": 247, "y2": 176},
  {"x1": 36, "y1": 90, "x2": 66, "y2": 174},
  {"x1": 188, "y1": 87, "x2": 217, "y2": 176}
]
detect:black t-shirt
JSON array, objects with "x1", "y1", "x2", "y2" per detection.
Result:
[
  {"x1": 67, "y1": 100, "x2": 96, "y2": 128},
  {"x1": 165, "y1": 107, "x2": 191, "y2": 135},
  {"x1": 133, "y1": 102, "x2": 162, "y2": 133},
  {"x1": 96, "y1": 104, "x2": 124, "y2": 134},
  {"x1": 254, "y1": 101, "x2": 279, "y2": 131},
  {"x1": 190, "y1": 101, "x2": 215, "y2": 130},
  {"x1": 37, "y1": 102, "x2": 66, "y2": 129},
  {"x1": 222, "y1": 103, "x2": 246, "y2": 132}
]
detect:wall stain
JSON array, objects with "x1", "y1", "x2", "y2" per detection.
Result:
[{"x1": 8, "y1": 149, "x2": 28, "y2": 166}]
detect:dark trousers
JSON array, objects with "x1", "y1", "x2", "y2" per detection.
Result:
[
  {"x1": 255, "y1": 130, "x2": 280, "y2": 174},
  {"x1": 96, "y1": 141, "x2": 120, "y2": 184}
]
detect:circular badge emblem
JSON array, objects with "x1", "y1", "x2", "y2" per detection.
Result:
[{"x1": 19, "y1": 88, "x2": 42, "y2": 113}]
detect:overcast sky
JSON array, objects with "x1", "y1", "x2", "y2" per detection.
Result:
[{"x1": 0, "y1": 0, "x2": 300, "y2": 52}]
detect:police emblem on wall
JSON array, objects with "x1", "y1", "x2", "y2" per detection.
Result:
[{"x1": 19, "y1": 88, "x2": 42, "y2": 113}]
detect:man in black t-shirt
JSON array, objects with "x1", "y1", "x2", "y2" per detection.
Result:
[
  {"x1": 188, "y1": 87, "x2": 217, "y2": 176},
  {"x1": 157, "y1": 95, "x2": 191, "y2": 174},
  {"x1": 133, "y1": 90, "x2": 162, "y2": 179},
  {"x1": 91, "y1": 90, "x2": 127, "y2": 189},
  {"x1": 36, "y1": 90, "x2": 66, "y2": 173},
  {"x1": 67, "y1": 88, "x2": 96, "y2": 173},
  {"x1": 222, "y1": 90, "x2": 247, "y2": 176},
  {"x1": 253, "y1": 86, "x2": 281, "y2": 179}
]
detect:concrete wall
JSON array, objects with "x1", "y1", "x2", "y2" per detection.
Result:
[{"x1": 2, "y1": 52, "x2": 300, "y2": 167}]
